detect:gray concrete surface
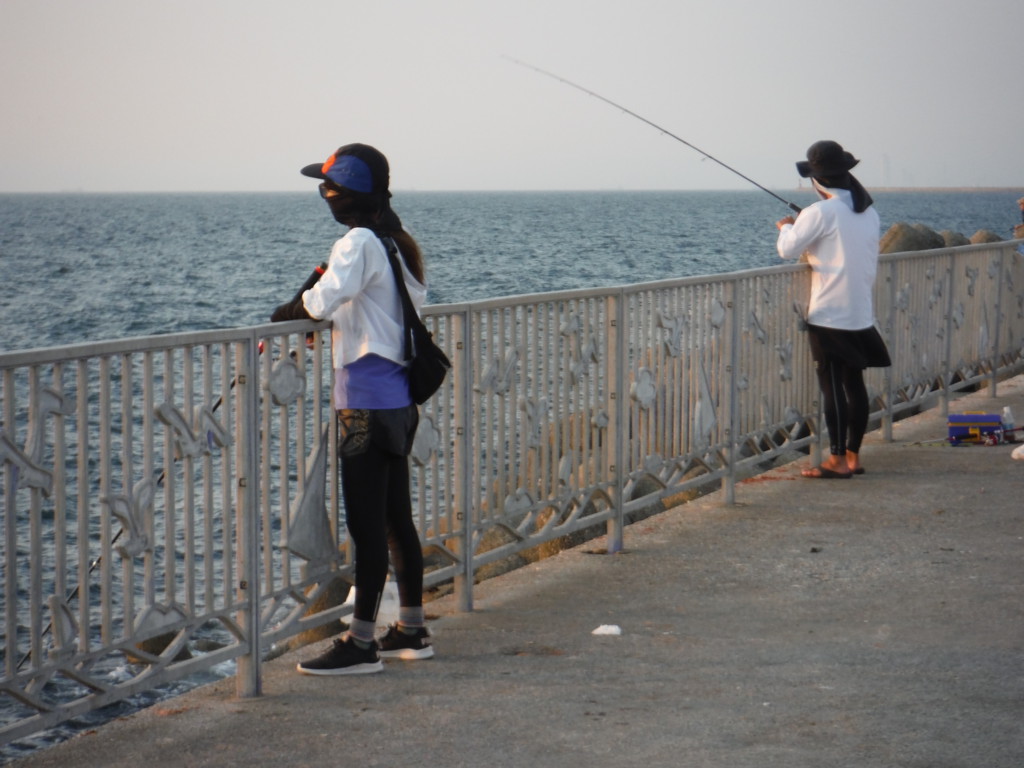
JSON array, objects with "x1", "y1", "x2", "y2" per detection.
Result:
[{"x1": 12, "y1": 375, "x2": 1024, "y2": 768}]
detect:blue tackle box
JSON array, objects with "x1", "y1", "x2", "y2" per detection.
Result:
[{"x1": 947, "y1": 412, "x2": 1003, "y2": 443}]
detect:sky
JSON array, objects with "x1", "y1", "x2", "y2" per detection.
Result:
[{"x1": 1, "y1": 0, "x2": 1022, "y2": 193}]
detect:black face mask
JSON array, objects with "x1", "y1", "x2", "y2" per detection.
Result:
[
  {"x1": 325, "y1": 192, "x2": 401, "y2": 234},
  {"x1": 325, "y1": 194, "x2": 382, "y2": 230},
  {"x1": 325, "y1": 194, "x2": 357, "y2": 226}
]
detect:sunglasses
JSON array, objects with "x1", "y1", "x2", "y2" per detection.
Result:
[{"x1": 318, "y1": 183, "x2": 343, "y2": 199}]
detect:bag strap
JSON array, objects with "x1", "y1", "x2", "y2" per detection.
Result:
[{"x1": 380, "y1": 236, "x2": 419, "y2": 362}]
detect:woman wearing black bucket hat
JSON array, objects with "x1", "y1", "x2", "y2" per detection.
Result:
[
  {"x1": 271, "y1": 143, "x2": 434, "y2": 673},
  {"x1": 775, "y1": 140, "x2": 891, "y2": 479}
]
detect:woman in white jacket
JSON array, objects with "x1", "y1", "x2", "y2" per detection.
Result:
[
  {"x1": 776, "y1": 140, "x2": 891, "y2": 479},
  {"x1": 272, "y1": 143, "x2": 434, "y2": 674}
]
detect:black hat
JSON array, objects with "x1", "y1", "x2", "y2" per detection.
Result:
[
  {"x1": 796, "y1": 140, "x2": 860, "y2": 179},
  {"x1": 300, "y1": 143, "x2": 390, "y2": 194}
]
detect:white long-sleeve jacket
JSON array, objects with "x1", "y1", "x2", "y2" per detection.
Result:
[
  {"x1": 302, "y1": 227, "x2": 426, "y2": 368},
  {"x1": 776, "y1": 188, "x2": 880, "y2": 330}
]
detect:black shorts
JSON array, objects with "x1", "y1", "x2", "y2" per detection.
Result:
[
  {"x1": 338, "y1": 405, "x2": 419, "y2": 458},
  {"x1": 807, "y1": 324, "x2": 891, "y2": 370}
]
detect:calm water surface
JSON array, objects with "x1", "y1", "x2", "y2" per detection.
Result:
[{"x1": 2, "y1": 189, "x2": 1021, "y2": 353}]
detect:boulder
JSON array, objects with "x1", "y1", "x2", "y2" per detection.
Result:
[
  {"x1": 263, "y1": 576, "x2": 352, "y2": 659},
  {"x1": 940, "y1": 230, "x2": 970, "y2": 247},
  {"x1": 968, "y1": 229, "x2": 1003, "y2": 244},
  {"x1": 126, "y1": 631, "x2": 193, "y2": 664},
  {"x1": 879, "y1": 222, "x2": 946, "y2": 254}
]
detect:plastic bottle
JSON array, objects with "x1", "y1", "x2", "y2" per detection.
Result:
[{"x1": 1003, "y1": 406, "x2": 1016, "y2": 438}]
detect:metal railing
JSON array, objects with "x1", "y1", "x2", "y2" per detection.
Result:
[{"x1": 2, "y1": 240, "x2": 1022, "y2": 745}]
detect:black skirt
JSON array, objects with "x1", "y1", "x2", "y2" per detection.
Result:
[{"x1": 807, "y1": 324, "x2": 892, "y2": 370}]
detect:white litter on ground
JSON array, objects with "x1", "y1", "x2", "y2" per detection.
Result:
[{"x1": 592, "y1": 624, "x2": 622, "y2": 636}]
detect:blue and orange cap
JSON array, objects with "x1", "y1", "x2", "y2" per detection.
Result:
[{"x1": 300, "y1": 143, "x2": 389, "y2": 194}]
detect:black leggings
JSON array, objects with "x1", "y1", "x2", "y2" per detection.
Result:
[
  {"x1": 338, "y1": 408, "x2": 423, "y2": 623},
  {"x1": 814, "y1": 357, "x2": 869, "y2": 456}
]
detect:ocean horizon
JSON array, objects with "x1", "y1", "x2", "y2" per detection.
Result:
[{"x1": 2, "y1": 188, "x2": 1022, "y2": 353}]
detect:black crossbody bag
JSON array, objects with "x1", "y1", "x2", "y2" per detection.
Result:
[{"x1": 381, "y1": 237, "x2": 451, "y2": 404}]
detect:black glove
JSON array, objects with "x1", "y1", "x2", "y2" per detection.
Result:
[
  {"x1": 269, "y1": 262, "x2": 327, "y2": 322},
  {"x1": 270, "y1": 297, "x2": 313, "y2": 323}
]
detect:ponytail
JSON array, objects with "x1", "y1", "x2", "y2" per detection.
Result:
[{"x1": 390, "y1": 229, "x2": 425, "y2": 285}]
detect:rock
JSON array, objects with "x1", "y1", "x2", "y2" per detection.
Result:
[
  {"x1": 126, "y1": 631, "x2": 193, "y2": 664},
  {"x1": 879, "y1": 222, "x2": 945, "y2": 254},
  {"x1": 940, "y1": 230, "x2": 970, "y2": 247},
  {"x1": 263, "y1": 576, "x2": 352, "y2": 659},
  {"x1": 968, "y1": 229, "x2": 1003, "y2": 244}
]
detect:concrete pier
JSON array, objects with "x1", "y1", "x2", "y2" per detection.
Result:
[{"x1": 13, "y1": 375, "x2": 1024, "y2": 768}]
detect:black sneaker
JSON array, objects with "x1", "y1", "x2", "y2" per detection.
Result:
[
  {"x1": 296, "y1": 636, "x2": 383, "y2": 676},
  {"x1": 377, "y1": 624, "x2": 434, "y2": 660}
]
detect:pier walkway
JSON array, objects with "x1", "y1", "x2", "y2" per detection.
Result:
[{"x1": 14, "y1": 376, "x2": 1024, "y2": 768}]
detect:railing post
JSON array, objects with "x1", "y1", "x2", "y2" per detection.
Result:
[
  {"x1": 940, "y1": 254, "x2": 955, "y2": 417},
  {"x1": 989, "y1": 247, "x2": 1005, "y2": 397},
  {"x1": 605, "y1": 292, "x2": 625, "y2": 553},
  {"x1": 453, "y1": 311, "x2": 475, "y2": 612},
  {"x1": 723, "y1": 281, "x2": 738, "y2": 505},
  {"x1": 882, "y1": 259, "x2": 896, "y2": 441},
  {"x1": 234, "y1": 335, "x2": 262, "y2": 698}
]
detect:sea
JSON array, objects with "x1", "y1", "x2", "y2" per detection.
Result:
[
  {"x1": 2, "y1": 189, "x2": 1022, "y2": 354},
  {"x1": 0, "y1": 188, "x2": 1021, "y2": 760}
]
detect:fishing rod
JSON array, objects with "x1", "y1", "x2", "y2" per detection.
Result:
[
  {"x1": 14, "y1": 369, "x2": 245, "y2": 672},
  {"x1": 14, "y1": 333, "x2": 280, "y2": 672},
  {"x1": 506, "y1": 57, "x2": 802, "y2": 213}
]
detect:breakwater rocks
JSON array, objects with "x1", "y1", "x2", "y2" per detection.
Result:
[{"x1": 880, "y1": 222, "x2": 1005, "y2": 254}]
